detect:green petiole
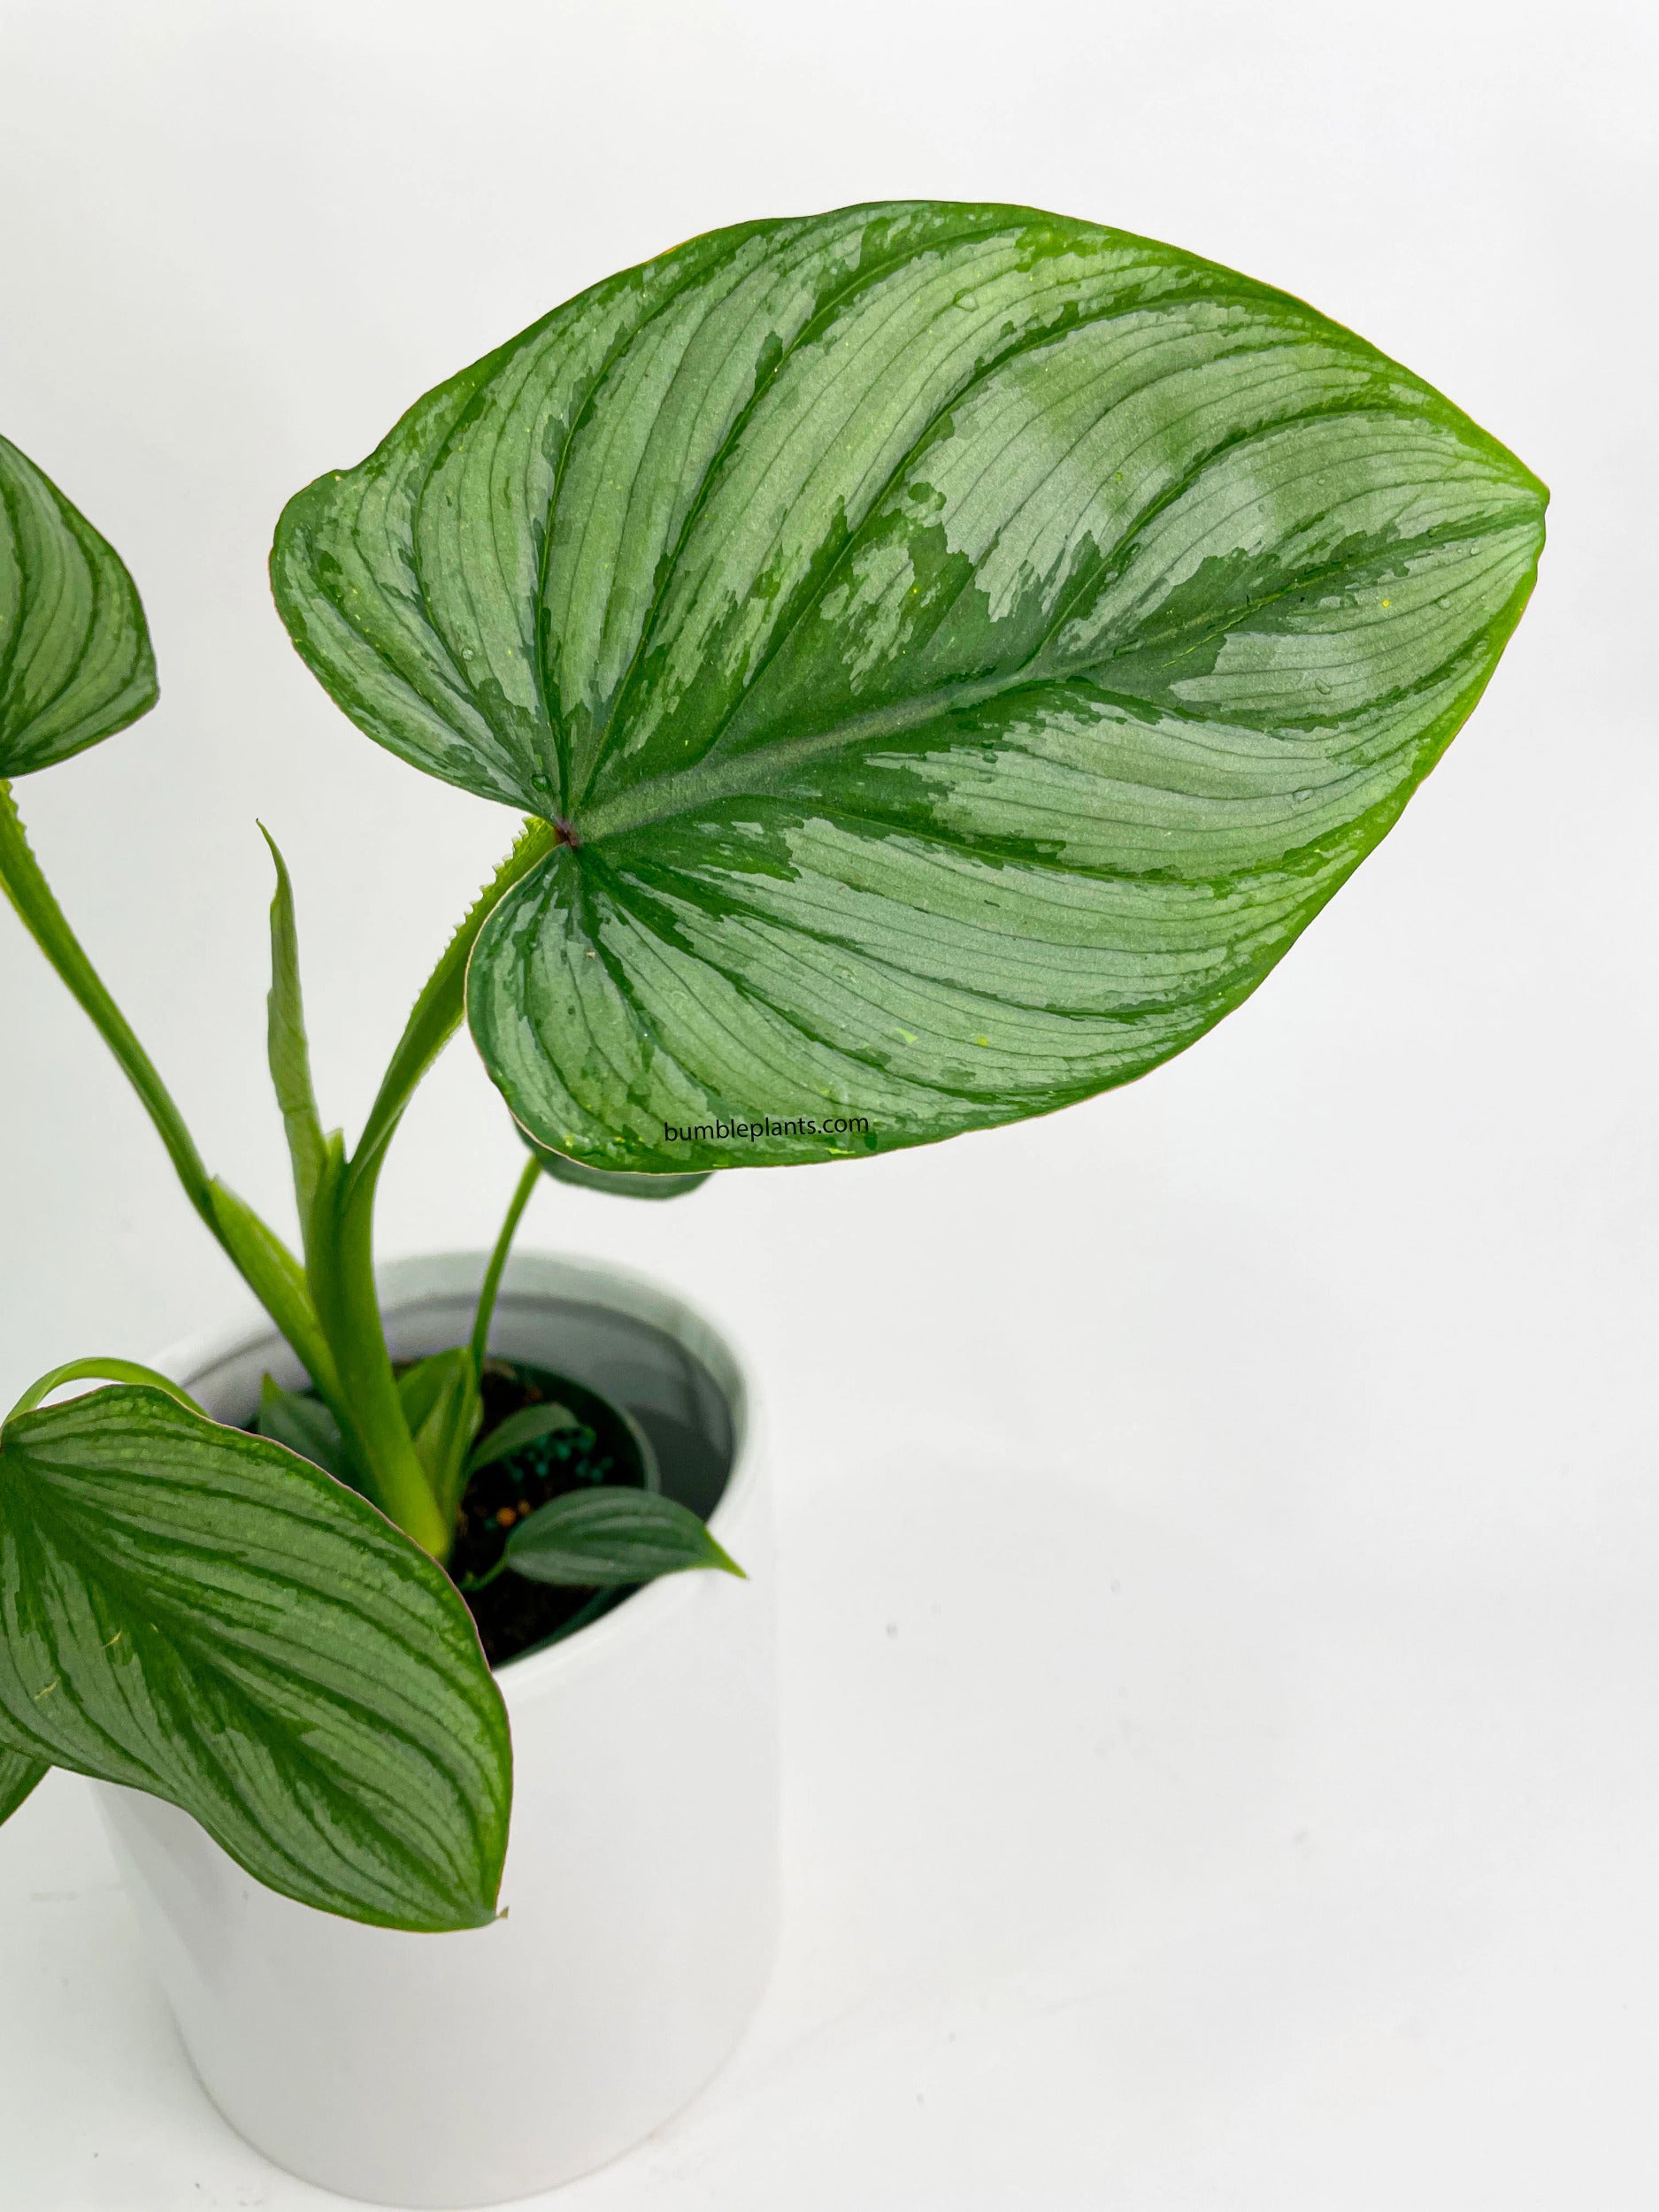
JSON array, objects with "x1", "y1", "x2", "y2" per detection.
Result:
[
  {"x1": 0, "y1": 780, "x2": 223, "y2": 1240},
  {"x1": 457, "y1": 1558, "x2": 508, "y2": 1594},
  {"x1": 3, "y1": 778, "x2": 554, "y2": 1559},
  {"x1": 347, "y1": 818, "x2": 556, "y2": 1200},
  {"x1": 469, "y1": 1154, "x2": 542, "y2": 1379}
]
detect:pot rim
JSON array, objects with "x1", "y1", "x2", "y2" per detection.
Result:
[{"x1": 149, "y1": 1247, "x2": 760, "y2": 1711}]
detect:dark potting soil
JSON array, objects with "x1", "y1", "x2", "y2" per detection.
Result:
[
  {"x1": 247, "y1": 1356, "x2": 730, "y2": 1672},
  {"x1": 250, "y1": 1345, "x2": 730, "y2": 1672},
  {"x1": 449, "y1": 1358, "x2": 656, "y2": 1669}
]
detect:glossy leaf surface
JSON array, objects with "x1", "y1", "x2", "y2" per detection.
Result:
[
  {"x1": 503, "y1": 1486, "x2": 741, "y2": 1586},
  {"x1": 0, "y1": 434, "x2": 157, "y2": 778},
  {"x1": 273, "y1": 202, "x2": 1546, "y2": 1171},
  {"x1": 0, "y1": 1387, "x2": 510, "y2": 1930}
]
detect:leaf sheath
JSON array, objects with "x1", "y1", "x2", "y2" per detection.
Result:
[
  {"x1": 0, "y1": 778, "x2": 219, "y2": 1229},
  {"x1": 258, "y1": 825, "x2": 326, "y2": 1243}
]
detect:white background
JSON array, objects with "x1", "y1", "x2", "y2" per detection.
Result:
[{"x1": 1, "y1": 1, "x2": 1655, "y2": 2204}]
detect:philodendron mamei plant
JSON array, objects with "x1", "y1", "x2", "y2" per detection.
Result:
[{"x1": 0, "y1": 201, "x2": 1545, "y2": 1932}]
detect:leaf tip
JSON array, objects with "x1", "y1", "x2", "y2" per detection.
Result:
[{"x1": 707, "y1": 1534, "x2": 747, "y2": 1579}]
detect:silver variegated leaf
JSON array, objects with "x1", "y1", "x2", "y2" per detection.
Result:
[
  {"x1": 273, "y1": 201, "x2": 1545, "y2": 1171},
  {"x1": 0, "y1": 1386, "x2": 510, "y2": 1931},
  {"x1": 0, "y1": 433, "x2": 157, "y2": 778}
]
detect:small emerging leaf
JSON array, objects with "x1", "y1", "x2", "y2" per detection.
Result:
[
  {"x1": 254, "y1": 1373, "x2": 360, "y2": 1493},
  {"x1": 398, "y1": 1349, "x2": 482, "y2": 1523},
  {"x1": 0, "y1": 1742, "x2": 48, "y2": 1826},
  {"x1": 397, "y1": 1350, "x2": 468, "y2": 1438},
  {"x1": 504, "y1": 1486, "x2": 742, "y2": 1586},
  {"x1": 464, "y1": 1400, "x2": 581, "y2": 1481},
  {"x1": 0, "y1": 432, "x2": 157, "y2": 778},
  {"x1": 0, "y1": 1386, "x2": 511, "y2": 1931}
]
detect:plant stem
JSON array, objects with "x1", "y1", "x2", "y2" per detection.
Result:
[
  {"x1": 349, "y1": 818, "x2": 555, "y2": 1199},
  {"x1": 298, "y1": 818, "x2": 553, "y2": 1558},
  {"x1": 308, "y1": 1141, "x2": 452, "y2": 1557},
  {"x1": 0, "y1": 792, "x2": 557, "y2": 1564},
  {"x1": 4, "y1": 1357, "x2": 206, "y2": 1426},
  {"x1": 457, "y1": 1558, "x2": 508, "y2": 1594},
  {"x1": 0, "y1": 779, "x2": 219, "y2": 1235},
  {"x1": 0, "y1": 781, "x2": 331, "y2": 1390},
  {"x1": 469, "y1": 1155, "x2": 541, "y2": 1379}
]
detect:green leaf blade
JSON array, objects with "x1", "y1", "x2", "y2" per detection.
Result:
[
  {"x1": 0, "y1": 1743, "x2": 48, "y2": 1825},
  {"x1": 0, "y1": 1387, "x2": 511, "y2": 1932},
  {"x1": 462, "y1": 1400, "x2": 580, "y2": 1481},
  {"x1": 273, "y1": 202, "x2": 1545, "y2": 1171},
  {"x1": 503, "y1": 1486, "x2": 742, "y2": 1586},
  {"x1": 397, "y1": 1349, "x2": 482, "y2": 1524},
  {"x1": 0, "y1": 434, "x2": 157, "y2": 778}
]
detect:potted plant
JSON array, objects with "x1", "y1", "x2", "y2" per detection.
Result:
[{"x1": 0, "y1": 199, "x2": 1545, "y2": 2207}]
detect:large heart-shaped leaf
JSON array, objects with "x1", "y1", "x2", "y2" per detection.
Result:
[
  {"x1": 0, "y1": 1386, "x2": 510, "y2": 1931},
  {"x1": 273, "y1": 201, "x2": 1546, "y2": 1171},
  {"x1": 0, "y1": 433, "x2": 157, "y2": 778}
]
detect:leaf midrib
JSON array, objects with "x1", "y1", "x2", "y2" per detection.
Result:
[
  {"x1": 567, "y1": 212, "x2": 1025, "y2": 811},
  {"x1": 580, "y1": 283, "x2": 1345, "y2": 820},
  {"x1": 575, "y1": 500, "x2": 1535, "y2": 848}
]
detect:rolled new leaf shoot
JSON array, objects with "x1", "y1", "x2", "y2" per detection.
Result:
[
  {"x1": 0, "y1": 1385, "x2": 511, "y2": 1931},
  {"x1": 503, "y1": 1487, "x2": 743, "y2": 1587},
  {"x1": 273, "y1": 199, "x2": 1547, "y2": 1176},
  {"x1": 258, "y1": 825, "x2": 327, "y2": 1241},
  {"x1": 396, "y1": 1348, "x2": 482, "y2": 1525},
  {"x1": 0, "y1": 785, "x2": 329, "y2": 1401},
  {"x1": 398, "y1": 1349, "x2": 471, "y2": 1439}
]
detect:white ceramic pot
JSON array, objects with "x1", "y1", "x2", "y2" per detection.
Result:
[{"x1": 96, "y1": 1250, "x2": 779, "y2": 2208}]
